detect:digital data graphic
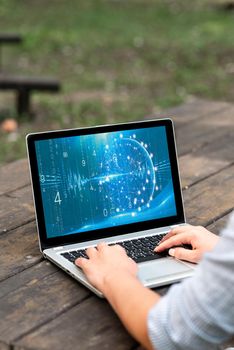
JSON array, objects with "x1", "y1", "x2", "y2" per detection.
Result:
[{"x1": 35, "y1": 126, "x2": 177, "y2": 238}]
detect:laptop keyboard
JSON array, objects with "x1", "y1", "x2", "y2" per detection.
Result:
[{"x1": 61, "y1": 233, "x2": 168, "y2": 264}]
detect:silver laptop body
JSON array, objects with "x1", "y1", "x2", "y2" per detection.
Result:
[{"x1": 27, "y1": 119, "x2": 195, "y2": 298}]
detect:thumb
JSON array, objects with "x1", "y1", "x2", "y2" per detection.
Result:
[{"x1": 169, "y1": 247, "x2": 197, "y2": 263}]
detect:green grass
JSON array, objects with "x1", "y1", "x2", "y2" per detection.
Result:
[{"x1": 0, "y1": 0, "x2": 233, "y2": 164}]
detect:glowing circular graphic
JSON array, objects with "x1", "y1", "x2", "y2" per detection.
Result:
[{"x1": 101, "y1": 137, "x2": 156, "y2": 214}]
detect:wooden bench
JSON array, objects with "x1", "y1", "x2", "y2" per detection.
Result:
[
  {"x1": 0, "y1": 98, "x2": 233, "y2": 349},
  {"x1": 0, "y1": 75, "x2": 61, "y2": 115},
  {"x1": 0, "y1": 34, "x2": 22, "y2": 44},
  {"x1": 0, "y1": 33, "x2": 61, "y2": 116},
  {"x1": 0, "y1": 34, "x2": 22, "y2": 69}
]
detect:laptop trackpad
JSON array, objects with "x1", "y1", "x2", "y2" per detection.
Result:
[{"x1": 138, "y1": 258, "x2": 192, "y2": 282}]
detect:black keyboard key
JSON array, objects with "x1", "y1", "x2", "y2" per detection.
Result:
[
  {"x1": 61, "y1": 249, "x2": 88, "y2": 263},
  {"x1": 70, "y1": 251, "x2": 81, "y2": 258},
  {"x1": 61, "y1": 252, "x2": 72, "y2": 260},
  {"x1": 61, "y1": 252, "x2": 76, "y2": 263}
]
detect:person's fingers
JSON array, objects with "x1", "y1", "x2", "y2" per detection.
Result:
[
  {"x1": 86, "y1": 246, "x2": 98, "y2": 258},
  {"x1": 114, "y1": 244, "x2": 126, "y2": 253},
  {"x1": 160, "y1": 225, "x2": 192, "y2": 243},
  {"x1": 160, "y1": 230, "x2": 178, "y2": 243},
  {"x1": 75, "y1": 257, "x2": 89, "y2": 269},
  {"x1": 169, "y1": 247, "x2": 198, "y2": 263},
  {"x1": 96, "y1": 242, "x2": 107, "y2": 251},
  {"x1": 155, "y1": 232, "x2": 193, "y2": 252}
]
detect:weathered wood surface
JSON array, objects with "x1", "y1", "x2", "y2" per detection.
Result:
[
  {"x1": 0, "y1": 158, "x2": 30, "y2": 195},
  {"x1": 0, "y1": 186, "x2": 34, "y2": 234},
  {"x1": 0, "y1": 98, "x2": 233, "y2": 350}
]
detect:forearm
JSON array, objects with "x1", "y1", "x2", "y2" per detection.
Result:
[{"x1": 103, "y1": 271, "x2": 160, "y2": 349}]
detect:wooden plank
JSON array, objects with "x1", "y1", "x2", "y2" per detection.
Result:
[
  {"x1": 0, "y1": 185, "x2": 34, "y2": 234},
  {"x1": 184, "y1": 164, "x2": 234, "y2": 226},
  {"x1": 147, "y1": 98, "x2": 230, "y2": 125},
  {"x1": 0, "y1": 221, "x2": 41, "y2": 282},
  {"x1": 179, "y1": 132, "x2": 234, "y2": 188},
  {"x1": 0, "y1": 260, "x2": 56, "y2": 299},
  {"x1": 149, "y1": 98, "x2": 228, "y2": 121},
  {"x1": 207, "y1": 212, "x2": 230, "y2": 235},
  {"x1": 175, "y1": 105, "x2": 234, "y2": 155},
  {"x1": 0, "y1": 341, "x2": 10, "y2": 350},
  {"x1": 0, "y1": 158, "x2": 30, "y2": 196},
  {"x1": 14, "y1": 296, "x2": 136, "y2": 350},
  {"x1": 171, "y1": 101, "x2": 231, "y2": 127},
  {"x1": 0, "y1": 265, "x2": 90, "y2": 345}
]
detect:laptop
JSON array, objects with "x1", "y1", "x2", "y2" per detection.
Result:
[{"x1": 26, "y1": 118, "x2": 195, "y2": 297}]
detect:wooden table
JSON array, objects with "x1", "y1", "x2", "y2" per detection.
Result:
[{"x1": 0, "y1": 98, "x2": 233, "y2": 350}]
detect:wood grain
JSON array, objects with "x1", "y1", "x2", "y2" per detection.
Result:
[
  {"x1": 14, "y1": 296, "x2": 136, "y2": 350},
  {"x1": 179, "y1": 132, "x2": 234, "y2": 188},
  {"x1": 207, "y1": 212, "x2": 230, "y2": 235},
  {"x1": 0, "y1": 341, "x2": 10, "y2": 350},
  {"x1": 0, "y1": 265, "x2": 90, "y2": 344},
  {"x1": 175, "y1": 105, "x2": 234, "y2": 155},
  {"x1": 0, "y1": 221, "x2": 42, "y2": 282},
  {"x1": 184, "y1": 164, "x2": 234, "y2": 226},
  {"x1": 0, "y1": 158, "x2": 30, "y2": 196},
  {"x1": 0, "y1": 186, "x2": 34, "y2": 235},
  {"x1": 0, "y1": 260, "x2": 57, "y2": 299},
  {"x1": 148, "y1": 98, "x2": 230, "y2": 125}
]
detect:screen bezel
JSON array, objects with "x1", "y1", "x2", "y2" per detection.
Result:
[{"x1": 27, "y1": 118, "x2": 185, "y2": 250}]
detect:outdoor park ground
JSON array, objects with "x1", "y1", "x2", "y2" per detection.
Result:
[{"x1": 0, "y1": 0, "x2": 233, "y2": 164}]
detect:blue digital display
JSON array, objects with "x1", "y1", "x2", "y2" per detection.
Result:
[{"x1": 35, "y1": 126, "x2": 177, "y2": 238}]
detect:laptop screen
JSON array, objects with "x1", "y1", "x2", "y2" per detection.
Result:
[{"x1": 35, "y1": 125, "x2": 177, "y2": 239}]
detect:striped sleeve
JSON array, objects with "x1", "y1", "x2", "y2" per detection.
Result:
[{"x1": 147, "y1": 213, "x2": 234, "y2": 350}]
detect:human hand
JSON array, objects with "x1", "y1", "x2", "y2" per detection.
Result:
[
  {"x1": 75, "y1": 242, "x2": 138, "y2": 294},
  {"x1": 155, "y1": 225, "x2": 220, "y2": 263}
]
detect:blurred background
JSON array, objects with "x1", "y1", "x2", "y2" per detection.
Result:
[{"x1": 0, "y1": 0, "x2": 233, "y2": 165}]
